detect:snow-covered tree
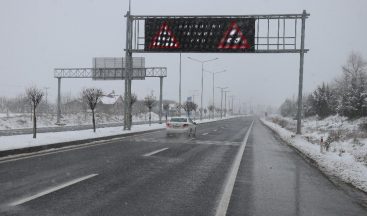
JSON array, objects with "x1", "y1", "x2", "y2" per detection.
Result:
[
  {"x1": 182, "y1": 101, "x2": 197, "y2": 117},
  {"x1": 82, "y1": 88, "x2": 103, "y2": 132},
  {"x1": 126, "y1": 93, "x2": 137, "y2": 125},
  {"x1": 279, "y1": 98, "x2": 297, "y2": 117},
  {"x1": 208, "y1": 105, "x2": 215, "y2": 119},
  {"x1": 144, "y1": 93, "x2": 156, "y2": 126},
  {"x1": 336, "y1": 52, "x2": 367, "y2": 118},
  {"x1": 26, "y1": 86, "x2": 44, "y2": 138},
  {"x1": 311, "y1": 83, "x2": 336, "y2": 119},
  {"x1": 163, "y1": 102, "x2": 170, "y2": 122},
  {"x1": 303, "y1": 94, "x2": 316, "y2": 117}
]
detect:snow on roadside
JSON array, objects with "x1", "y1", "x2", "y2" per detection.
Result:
[
  {"x1": 0, "y1": 115, "x2": 246, "y2": 152},
  {"x1": 0, "y1": 124, "x2": 164, "y2": 152},
  {"x1": 261, "y1": 117, "x2": 367, "y2": 193},
  {"x1": 0, "y1": 112, "x2": 162, "y2": 130}
]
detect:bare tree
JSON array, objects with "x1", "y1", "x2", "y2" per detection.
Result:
[
  {"x1": 342, "y1": 52, "x2": 367, "y2": 77},
  {"x1": 176, "y1": 104, "x2": 182, "y2": 116},
  {"x1": 144, "y1": 93, "x2": 156, "y2": 126},
  {"x1": 163, "y1": 102, "x2": 170, "y2": 122},
  {"x1": 125, "y1": 93, "x2": 137, "y2": 126},
  {"x1": 82, "y1": 88, "x2": 103, "y2": 132},
  {"x1": 208, "y1": 105, "x2": 215, "y2": 119},
  {"x1": 182, "y1": 101, "x2": 198, "y2": 118},
  {"x1": 26, "y1": 87, "x2": 44, "y2": 138}
]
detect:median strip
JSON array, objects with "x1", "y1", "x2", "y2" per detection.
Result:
[
  {"x1": 9, "y1": 173, "x2": 98, "y2": 206},
  {"x1": 143, "y1": 148, "x2": 168, "y2": 157},
  {"x1": 215, "y1": 121, "x2": 254, "y2": 216}
]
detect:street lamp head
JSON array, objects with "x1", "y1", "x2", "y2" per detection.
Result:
[
  {"x1": 216, "y1": 86, "x2": 228, "y2": 89},
  {"x1": 204, "y1": 69, "x2": 226, "y2": 74},
  {"x1": 204, "y1": 57, "x2": 219, "y2": 63},
  {"x1": 214, "y1": 69, "x2": 226, "y2": 75},
  {"x1": 188, "y1": 57, "x2": 219, "y2": 64}
]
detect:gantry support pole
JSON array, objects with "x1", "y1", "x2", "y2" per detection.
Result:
[
  {"x1": 56, "y1": 77, "x2": 61, "y2": 125},
  {"x1": 179, "y1": 53, "x2": 182, "y2": 116},
  {"x1": 124, "y1": 10, "x2": 133, "y2": 130},
  {"x1": 296, "y1": 10, "x2": 307, "y2": 134},
  {"x1": 159, "y1": 77, "x2": 163, "y2": 124},
  {"x1": 200, "y1": 63, "x2": 204, "y2": 120}
]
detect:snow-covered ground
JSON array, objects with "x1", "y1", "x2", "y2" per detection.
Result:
[
  {"x1": 0, "y1": 112, "x2": 161, "y2": 130},
  {"x1": 261, "y1": 115, "x2": 367, "y2": 193},
  {"x1": 0, "y1": 115, "x2": 244, "y2": 153}
]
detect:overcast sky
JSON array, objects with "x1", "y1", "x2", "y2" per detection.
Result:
[{"x1": 1, "y1": 0, "x2": 366, "y2": 109}]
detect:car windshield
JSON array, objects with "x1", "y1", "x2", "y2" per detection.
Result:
[
  {"x1": 170, "y1": 118, "x2": 187, "y2": 122},
  {"x1": 3, "y1": 2, "x2": 367, "y2": 216}
]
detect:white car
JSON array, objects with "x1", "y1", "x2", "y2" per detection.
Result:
[{"x1": 166, "y1": 117, "x2": 197, "y2": 137}]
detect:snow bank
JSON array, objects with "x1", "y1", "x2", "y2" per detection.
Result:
[
  {"x1": 0, "y1": 112, "x2": 164, "y2": 130},
  {"x1": 261, "y1": 117, "x2": 367, "y2": 193},
  {"x1": 0, "y1": 124, "x2": 165, "y2": 152}
]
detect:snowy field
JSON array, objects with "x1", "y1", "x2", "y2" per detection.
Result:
[
  {"x1": 0, "y1": 112, "x2": 161, "y2": 130},
  {"x1": 0, "y1": 112, "x2": 222, "y2": 130},
  {"x1": 261, "y1": 115, "x2": 367, "y2": 193},
  {"x1": 0, "y1": 115, "x2": 243, "y2": 153}
]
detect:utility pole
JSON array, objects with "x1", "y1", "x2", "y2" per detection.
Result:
[
  {"x1": 217, "y1": 87, "x2": 227, "y2": 119},
  {"x1": 188, "y1": 57, "x2": 218, "y2": 121}
]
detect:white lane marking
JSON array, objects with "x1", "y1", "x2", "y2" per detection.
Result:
[
  {"x1": 143, "y1": 148, "x2": 168, "y2": 157},
  {"x1": 9, "y1": 174, "x2": 98, "y2": 206},
  {"x1": 213, "y1": 129, "x2": 218, "y2": 132},
  {"x1": 0, "y1": 130, "x2": 163, "y2": 164},
  {"x1": 202, "y1": 133, "x2": 209, "y2": 136},
  {"x1": 215, "y1": 121, "x2": 254, "y2": 216}
]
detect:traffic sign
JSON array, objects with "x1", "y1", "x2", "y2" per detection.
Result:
[{"x1": 145, "y1": 18, "x2": 255, "y2": 52}]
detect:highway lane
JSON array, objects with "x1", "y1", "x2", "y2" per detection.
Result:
[
  {"x1": 226, "y1": 119, "x2": 367, "y2": 216},
  {"x1": 0, "y1": 117, "x2": 252, "y2": 215},
  {"x1": 0, "y1": 116, "x2": 366, "y2": 215}
]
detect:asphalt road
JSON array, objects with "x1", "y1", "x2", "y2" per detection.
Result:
[{"x1": 0, "y1": 117, "x2": 366, "y2": 215}]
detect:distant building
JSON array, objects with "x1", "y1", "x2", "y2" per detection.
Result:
[
  {"x1": 98, "y1": 91, "x2": 123, "y2": 114},
  {"x1": 63, "y1": 99, "x2": 84, "y2": 114}
]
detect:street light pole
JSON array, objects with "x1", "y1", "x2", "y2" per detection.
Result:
[
  {"x1": 44, "y1": 87, "x2": 50, "y2": 114},
  {"x1": 188, "y1": 57, "x2": 218, "y2": 121},
  {"x1": 192, "y1": 91, "x2": 199, "y2": 120},
  {"x1": 217, "y1": 87, "x2": 228, "y2": 119},
  {"x1": 231, "y1": 95, "x2": 235, "y2": 115},
  {"x1": 224, "y1": 90, "x2": 230, "y2": 117},
  {"x1": 205, "y1": 69, "x2": 226, "y2": 118}
]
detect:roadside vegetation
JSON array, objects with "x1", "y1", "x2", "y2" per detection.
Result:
[{"x1": 273, "y1": 52, "x2": 367, "y2": 166}]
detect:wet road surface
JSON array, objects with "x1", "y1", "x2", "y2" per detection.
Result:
[{"x1": 0, "y1": 117, "x2": 366, "y2": 215}]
